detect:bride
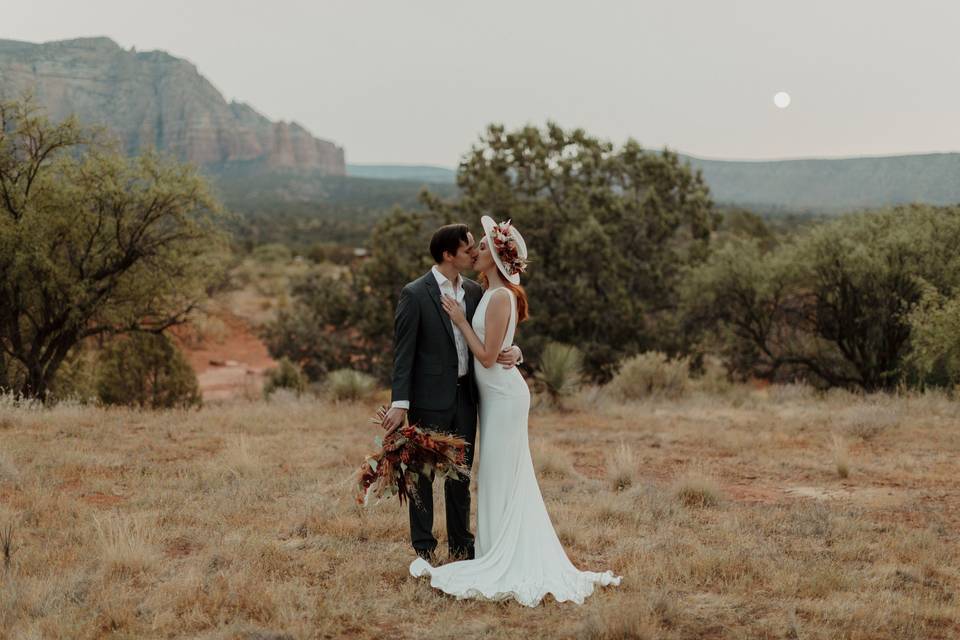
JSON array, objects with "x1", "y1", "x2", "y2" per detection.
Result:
[{"x1": 409, "y1": 215, "x2": 622, "y2": 607}]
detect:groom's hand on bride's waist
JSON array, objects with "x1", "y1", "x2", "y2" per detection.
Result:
[
  {"x1": 383, "y1": 406, "x2": 408, "y2": 434},
  {"x1": 496, "y1": 345, "x2": 523, "y2": 369}
]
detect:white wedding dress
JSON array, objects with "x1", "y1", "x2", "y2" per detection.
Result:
[{"x1": 409, "y1": 287, "x2": 622, "y2": 606}]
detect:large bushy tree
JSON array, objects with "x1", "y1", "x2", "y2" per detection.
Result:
[
  {"x1": 683, "y1": 204, "x2": 960, "y2": 390},
  {"x1": 0, "y1": 97, "x2": 234, "y2": 402},
  {"x1": 423, "y1": 123, "x2": 720, "y2": 379}
]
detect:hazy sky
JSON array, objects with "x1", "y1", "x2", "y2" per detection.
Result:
[{"x1": 4, "y1": 1, "x2": 959, "y2": 165}]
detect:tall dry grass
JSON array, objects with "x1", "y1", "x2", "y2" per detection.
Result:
[
  {"x1": 830, "y1": 432, "x2": 851, "y2": 479},
  {"x1": 91, "y1": 511, "x2": 160, "y2": 576},
  {"x1": 0, "y1": 386, "x2": 957, "y2": 638},
  {"x1": 605, "y1": 441, "x2": 637, "y2": 492}
]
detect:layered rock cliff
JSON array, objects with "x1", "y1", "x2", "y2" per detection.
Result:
[{"x1": 0, "y1": 37, "x2": 345, "y2": 174}]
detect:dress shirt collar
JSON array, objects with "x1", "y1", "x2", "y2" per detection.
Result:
[{"x1": 431, "y1": 265, "x2": 464, "y2": 297}]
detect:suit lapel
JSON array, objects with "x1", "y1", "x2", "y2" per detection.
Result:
[{"x1": 424, "y1": 273, "x2": 456, "y2": 347}]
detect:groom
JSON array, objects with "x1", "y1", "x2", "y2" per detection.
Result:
[{"x1": 382, "y1": 223, "x2": 522, "y2": 562}]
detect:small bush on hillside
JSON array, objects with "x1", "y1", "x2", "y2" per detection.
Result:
[
  {"x1": 97, "y1": 333, "x2": 201, "y2": 409},
  {"x1": 263, "y1": 357, "x2": 307, "y2": 398},
  {"x1": 252, "y1": 242, "x2": 293, "y2": 264},
  {"x1": 607, "y1": 352, "x2": 690, "y2": 400},
  {"x1": 326, "y1": 369, "x2": 377, "y2": 402}
]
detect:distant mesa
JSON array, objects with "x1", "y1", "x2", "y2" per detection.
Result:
[{"x1": 0, "y1": 37, "x2": 345, "y2": 175}]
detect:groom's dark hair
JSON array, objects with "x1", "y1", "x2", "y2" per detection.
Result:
[{"x1": 430, "y1": 223, "x2": 470, "y2": 263}]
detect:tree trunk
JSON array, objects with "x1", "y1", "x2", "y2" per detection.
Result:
[{"x1": 21, "y1": 365, "x2": 49, "y2": 404}]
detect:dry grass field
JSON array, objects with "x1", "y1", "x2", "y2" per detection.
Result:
[{"x1": 0, "y1": 386, "x2": 958, "y2": 639}]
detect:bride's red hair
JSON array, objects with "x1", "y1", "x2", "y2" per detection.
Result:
[{"x1": 479, "y1": 273, "x2": 529, "y2": 323}]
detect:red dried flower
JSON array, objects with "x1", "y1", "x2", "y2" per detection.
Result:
[
  {"x1": 490, "y1": 219, "x2": 527, "y2": 276},
  {"x1": 356, "y1": 406, "x2": 472, "y2": 507}
]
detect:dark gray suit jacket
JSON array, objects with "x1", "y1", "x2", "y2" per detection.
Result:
[{"x1": 391, "y1": 270, "x2": 483, "y2": 412}]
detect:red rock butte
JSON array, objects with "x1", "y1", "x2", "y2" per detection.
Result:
[{"x1": 0, "y1": 36, "x2": 345, "y2": 174}]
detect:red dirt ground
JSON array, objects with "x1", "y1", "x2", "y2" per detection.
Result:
[{"x1": 168, "y1": 310, "x2": 279, "y2": 402}]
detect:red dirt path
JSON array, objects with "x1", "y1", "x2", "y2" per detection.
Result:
[{"x1": 168, "y1": 310, "x2": 279, "y2": 402}]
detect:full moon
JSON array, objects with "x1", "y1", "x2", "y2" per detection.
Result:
[{"x1": 773, "y1": 91, "x2": 791, "y2": 109}]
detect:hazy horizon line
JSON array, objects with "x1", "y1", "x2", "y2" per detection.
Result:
[{"x1": 348, "y1": 148, "x2": 960, "y2": 170}]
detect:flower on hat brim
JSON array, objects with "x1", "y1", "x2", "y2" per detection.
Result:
[{"x1": 490, "y1": 219, "x2": 527, "y2": 276}]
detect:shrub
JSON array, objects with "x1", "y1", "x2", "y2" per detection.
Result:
[
  {"x1": 252, "y1": 242, "x2": 293, "y2": 264},
  {"x1": 672, "y1": 471, "x2": 723, "y2": 508},
  {"x1": 48, "y1": 342, "x2": 100, "y2": 405},
  {"x1": 607, "y1": 352, "x2": 690, "y2": 400},
  {"x1": 96, "y1": 333, "x2": 201, "y2": 409},
  {"x1": 263, "y1": 357, "x2": 307, "y2": 398},
  {"x1": 904, "y1": 282, "x2": 960, "y2": 388},
  {"x1": 834, "y1": 404, "x2": 901, "y2": 441},
  {"x1": 177, "y1": 313, "x2": 228, "y2": 350},
  {"x1": 683, "y1": 205, "x2": 960, "y2": 391},
  {"x1": 691, "y1": 355, "x2": 732, "y2": 394},
  {"x1": 767, "y1": 382, "x2": 818, "y2": 404},
  {"x1": 326, "y1": 369, "x2": 377, "y2": 402},
  {"x1": 534, "y1": 342, "x2": 584, "y2": 410}
]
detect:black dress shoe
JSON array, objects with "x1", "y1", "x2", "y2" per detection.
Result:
[
  {"x1": 415, "y1": 548, "x2": 435, "y2": 562},
  {"x1": 448, "y1": 547, "x2": 475, "y2": 561}
]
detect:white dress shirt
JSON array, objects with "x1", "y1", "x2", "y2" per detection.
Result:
[
  {"x1": 390, "y1": 266, "x2": 469, "y2": 411},
  {"x1": 432, "y1": 266, "x2": 471, "y2": 378}
]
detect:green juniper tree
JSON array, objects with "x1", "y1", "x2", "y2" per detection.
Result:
[
  {"x1": 683, "y1": 205, "x2": 960, "y2": 390},
  {"x1": 0, "y1": 97, "x2": 234, "y2": 402},
  {"x1": 423, "y1": 123, "x2": 721, "y2": 380}
]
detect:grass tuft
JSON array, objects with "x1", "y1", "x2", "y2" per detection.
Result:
[
  {"x1": 672, "y1": 471, "x2": 723, "y2": 508},
  {"x1": 606, "y1": 441, "x2": 637, "y2": 492},
  {"x1": 831, "y1": 432, "x2": 850, "y2": 479},
  {"x1": 91, "y1": 512, "x2": 159, "y2": 577}
]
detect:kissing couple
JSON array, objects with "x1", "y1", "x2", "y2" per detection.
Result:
[{"x1": 380, "y1": 217, "x2": 621, "y2": 607}]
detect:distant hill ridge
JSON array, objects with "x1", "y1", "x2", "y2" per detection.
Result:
[
  {"x1": 683, "y1": 152, "x2": 960, "y2": 212},
  {"x1": 349, "y1": 152, "x2": 960, "y2": 212},
  {"x1": 0, "y1": 37, "x2": 345, "y2": 174},
  {"x1": 347, "y1": 164, "x2": 458, "y2": 184}
]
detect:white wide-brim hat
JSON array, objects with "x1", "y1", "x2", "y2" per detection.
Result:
[{"x1": 481, "y1": 215, "x2": 527, "y2": 285}]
